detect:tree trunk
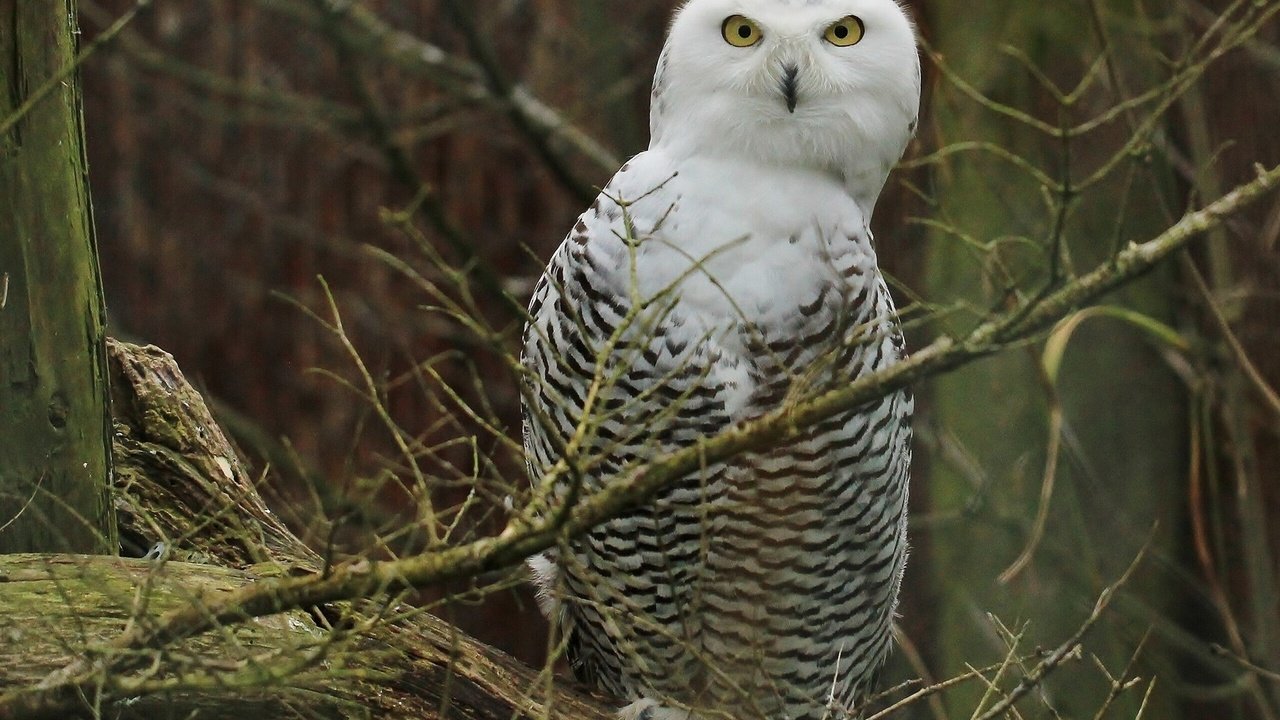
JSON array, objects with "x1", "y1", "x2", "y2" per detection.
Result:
[{"x1": 0, "y1": 0, "x2": 114, "y2": 554}]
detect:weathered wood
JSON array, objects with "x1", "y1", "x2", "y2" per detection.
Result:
[
  {"x1": 0, "y1": 555, "x2": 337, "y2": 720},
  {"x1": 0, "y1": 0, "x2": 115, "y2": 554},
  {"x1": 0, "y1": 340, "x2": 615, "y2": 720},
  {"x1": 107, "y1": 339, "x2": 312, "y2": 569}
]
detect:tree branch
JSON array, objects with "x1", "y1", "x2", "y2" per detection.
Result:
[
  {"x1": 0, "y1": 341, "x2": 614, "y2": 720},
  {"x1": 256, "y1": 0, "x2": 619, "y2": 182},
  {"x1": 3, "y1": 151, "x2": 1275, "y2": 717}
]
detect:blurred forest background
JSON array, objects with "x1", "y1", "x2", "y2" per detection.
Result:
[{"x1": 72, "y1": 0, "x2": 1279, "y2": 718}]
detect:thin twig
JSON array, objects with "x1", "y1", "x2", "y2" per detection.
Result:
[
  {"x1": 2, "y1": 156, "x2": 1275, "y2": 720},
  {"x1": 440, "y1": 0, "x2": 599, "y2": 204},
  {"x1": 997, "y1": 369, "x2": 1064, "y2": 585},
  {"x1": 1212, "y1": 644, "x2": 1280, "y2": 684},
  {"x1": 975, "y1": 546, "x2": 1148, "y2": 720},
  {"x1": 254, "y1": 0, "x2": 619, "y2": 176},
  {"x1": 1183, "y1": 255, "x2": 1280, "y2": 417},
  {"x1": 0, "y1": 0, "x2": 152, "y2": 137}
]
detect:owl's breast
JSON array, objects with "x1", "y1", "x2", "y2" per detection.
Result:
[{"x1": 581, "y1": 150, "x2": 877, "y2": 329}]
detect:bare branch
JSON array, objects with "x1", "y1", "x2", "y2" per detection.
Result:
[{"x1": 2, "y1": 146, "x2": 1274, "y2": 719}]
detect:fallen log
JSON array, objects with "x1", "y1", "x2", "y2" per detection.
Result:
[{"x1": 0, "y1": 340, "x2": 613, "y2": 720}]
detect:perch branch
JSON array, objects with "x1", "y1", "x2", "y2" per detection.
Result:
[{"x1": 2, "y1": 154, "x2": 1275, "y2": 719}]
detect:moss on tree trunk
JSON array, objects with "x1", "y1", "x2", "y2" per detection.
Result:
[{"x1": 0, "y1": 0, "x2": 115, "y2": 554}]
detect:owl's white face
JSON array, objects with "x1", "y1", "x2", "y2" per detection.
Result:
[{"x1": 651, "y1": 0, "x2": 920, "y2": 214}]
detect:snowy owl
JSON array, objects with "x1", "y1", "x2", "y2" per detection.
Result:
[{"x1": 521, "y1": 0, "x2": 919, "y2": 718}]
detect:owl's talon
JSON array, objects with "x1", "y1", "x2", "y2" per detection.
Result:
[{"x1": 618, "y1": 698, "x2": 689, "y2": 720}]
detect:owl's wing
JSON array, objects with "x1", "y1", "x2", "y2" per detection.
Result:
[
  {"x1": 521, "y1": 150, "x2": 730, "y2": 495},
  {"x1": 519, "y1": 163, "x2": 745, "y2": 693}
]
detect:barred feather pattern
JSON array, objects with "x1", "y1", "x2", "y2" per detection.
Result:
[{"x1": 521, "y1": 152, "x2": 913, "y2": 720}]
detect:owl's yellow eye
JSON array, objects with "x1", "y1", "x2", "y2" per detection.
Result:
[
  {"x1": 722, "y1": 15, "x2": 763, "y2": 47},
  {"x1": 824, "y1": 16, "x2": 865, "y2": 46}
]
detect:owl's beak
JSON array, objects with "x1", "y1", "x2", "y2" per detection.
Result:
[{"x1": 780, "y1": 64, "x2": 799, "y2": 113}]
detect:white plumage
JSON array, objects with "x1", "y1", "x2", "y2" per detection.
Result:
[{"x1": 521, "y1": 1, "x2": 920, "y2": 717}]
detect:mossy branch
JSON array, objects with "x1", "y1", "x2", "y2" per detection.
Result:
[{"x1": 2, "y1": 145, "x2": 1275, "y2": 716}]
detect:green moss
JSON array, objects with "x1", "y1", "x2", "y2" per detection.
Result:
[{"x1": 0, "y1": 2, "x2": 115, "y2": 554}]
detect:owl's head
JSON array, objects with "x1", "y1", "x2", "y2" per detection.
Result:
[{"x1": 651, "y1": 0, "x2": 920, "y2": 214}]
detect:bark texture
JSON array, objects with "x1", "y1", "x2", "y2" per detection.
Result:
[
  {"x1": 0, "y1": 0, "x2": 114, "y2": 554},
  {"x1": 0, "y1": 340, "x2": 613, "y2": 720}
]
